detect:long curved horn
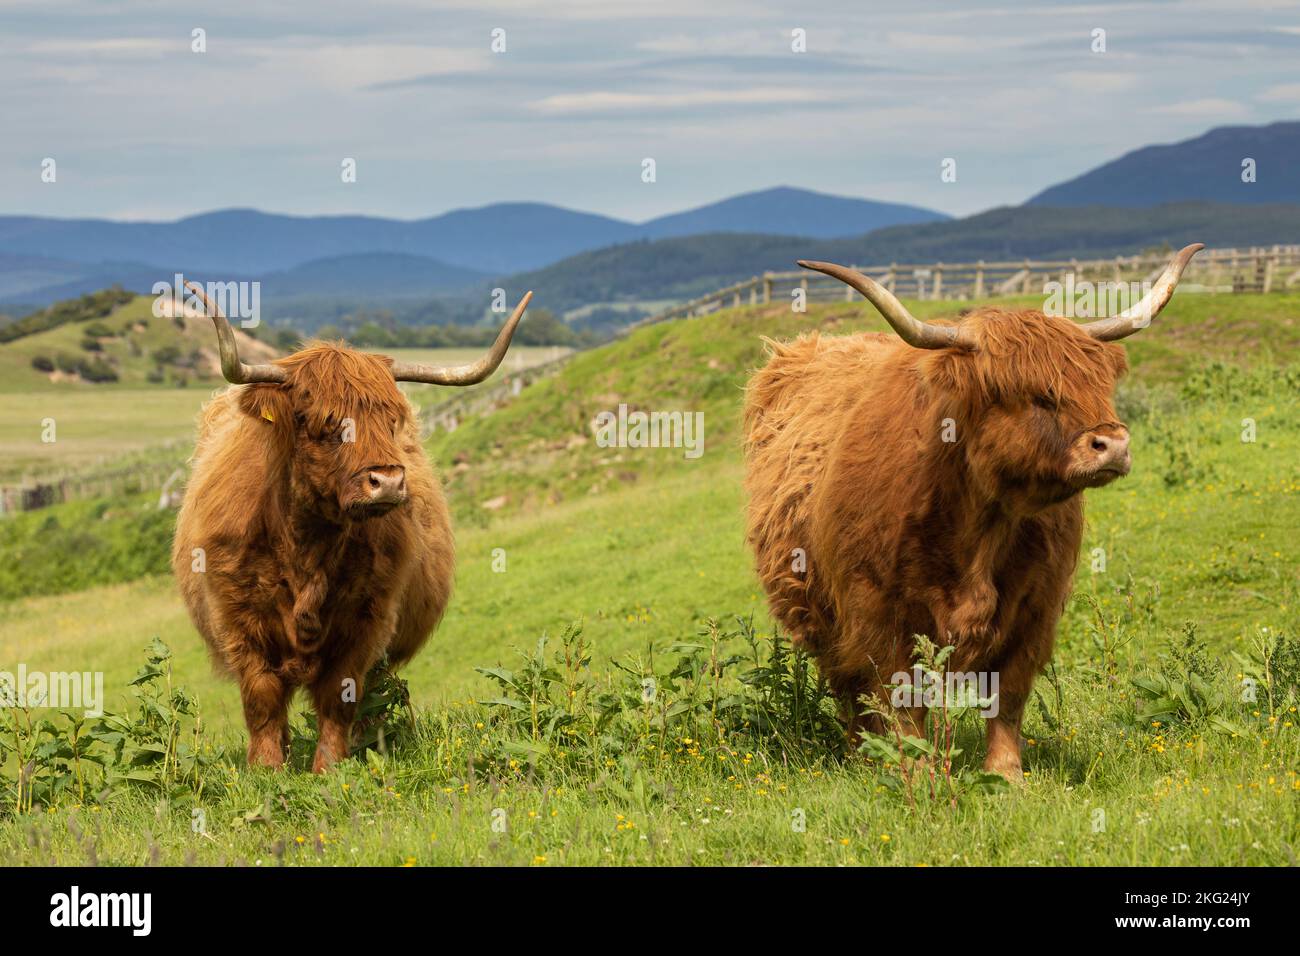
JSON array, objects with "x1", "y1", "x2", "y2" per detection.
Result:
[
  {"x1": 1080, "y1": 243, "x2": 1204, "y2": 341},
  {"x1": 183, "y1": 281, "x2": 286, "y2": 384},
  {"x1": 796, "y1": 260, "x2": 975, "y2": 350},
  {"x1": 391, "y1": 291, "x2": 532, "y2": 385}
]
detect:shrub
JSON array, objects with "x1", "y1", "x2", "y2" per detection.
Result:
[
  {"x1": 468, "y1": 617, "x2": 842, "y2": 781},
  {"x1": 30, "y1": 355, "x2": 54, "y2": 372},
  {"x1": 76, "y1": 356, "x2": 118, "y2": 382},
  {"x1": 0, "y1": 498, "x2": 172, "y2": 601},
  {"x1": 151, "y1": 345, "x2": 181, "y2": 366}
]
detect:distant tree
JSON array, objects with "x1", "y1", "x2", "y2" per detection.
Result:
[
  {"x1": 151, "y1": 345, "x2": 181, "y2": 365},
  {"x1": 514, "y1": 308, "x2": 577, "y2": 347},
  {"x1": 273, "y1": 327, "x2": 302, "y2": 351},
  {"x1": 30, "y1": 355, "x2": 54, "y2": 372}
]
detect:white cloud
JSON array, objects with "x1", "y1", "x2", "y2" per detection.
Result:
[
  {"x1": 27, "y1": 37, "x2": 177, "y2": 57},
  {"x1": 1257, "y1": 82, "x2": 1300, "y2": 101},
  {"x1": 1148, "y1": 98, "x2": 1252, "y2": 118},
  {"x1": 1056, "y1": 71, "x2": 1139, "y2": 94},
  {"x1": 531, "y1": 87, "x2": 832, "y2": 115}
]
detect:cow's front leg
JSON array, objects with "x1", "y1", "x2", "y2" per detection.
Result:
[
  {"x1": 983, "y1": 654, "x2": 1036, "y2": 782},
  {"x1": 239, "y1": 665, "x2": 290, "y2": 769},
  {"x1": 308, "y1": 642, "x2": 383, "y2": 773}
]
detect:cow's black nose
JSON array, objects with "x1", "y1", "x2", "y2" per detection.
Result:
[{"x1": 366, "y1": 466, "x2": 406, "y2": 504}]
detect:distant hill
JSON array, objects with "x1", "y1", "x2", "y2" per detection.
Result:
[
  {"x1": 260, "y1": 252, "x2": 486, "y2": 297},
  {"x1": 640, "y1": 186, "x2": 947, "y2": 239},
  {"x1": 498, "y1": 201, "x2": 1300, "y2": 314},
  {"x1": 1027, "y1": 121, "x2": 1300, "y2": 207},
  {"x1": 0, "y1": 187, "x2": 947, "y2": 307},
  {"x1": 0, "y1": 206, "x2": 632, "y2": 279}
]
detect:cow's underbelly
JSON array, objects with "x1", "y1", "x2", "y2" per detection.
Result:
[
  {"x1": 811, "y1": 528, "x2": 1067, "y2": 689},
  {"x1": 202, "y1": 554, "x2": 406, "y2": 687}
]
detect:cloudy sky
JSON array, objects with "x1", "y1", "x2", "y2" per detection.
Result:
[{"x1": 2, "y1": 0, "x2": 1297, "y2": 223}]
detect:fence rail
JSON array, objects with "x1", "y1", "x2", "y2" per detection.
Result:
[
  {"x1": 638, "y1": 244, "x2": 1300, "y2": 327},
  {"x1": 0, "y1": 462, "x2": 185, "y2": 516}
]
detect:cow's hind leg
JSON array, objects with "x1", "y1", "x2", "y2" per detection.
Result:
[{"x1": 240, "y1": 666, "x2": 290, "y2": 769}]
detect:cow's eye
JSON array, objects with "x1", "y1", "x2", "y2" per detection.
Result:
[{"x1": 1033, "y1": 394, "x2": 1057, "y2": 411}]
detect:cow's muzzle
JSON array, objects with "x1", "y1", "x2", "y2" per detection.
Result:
[
  {"x1": 352, "y1": 465, "x2": 407, "y2": 516},
  {"x1": 1071, "y1": 427, "x2": 1130, "y2": 487}
]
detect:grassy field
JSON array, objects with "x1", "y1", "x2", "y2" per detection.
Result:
[
  {"x1": 0, "y1": 390, "x2": 211, "y2": 483},
  {"x1": 0, "y1": 342, "x2": 569, "y2": 483},
  {"x1": 1, "y1": 292, "x2": 1298, "y2": 865}
]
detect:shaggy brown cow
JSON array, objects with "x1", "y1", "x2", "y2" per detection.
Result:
[
  {"x1": 173, "y1": 283, "x2": 531, "y2": 772},
  {"x1": 744, "y1": 245, "x2": 1202, "y2": 778}
]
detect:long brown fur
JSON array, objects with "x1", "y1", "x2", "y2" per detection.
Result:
[
  {"x1": 744, "y1": 310, "x2": 1131, "y2": 778},
  {"x1": 173, "y1": 343, "x2": 453, "y2": 772}
]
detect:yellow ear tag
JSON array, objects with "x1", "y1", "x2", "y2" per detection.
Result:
[{"x1": 261, "y1": 407, "x2": 275, "y2": 423}]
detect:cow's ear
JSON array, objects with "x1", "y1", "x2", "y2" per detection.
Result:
[
  {"x1": 1104, "y1": 341, "x2": 1129, "y2": 380},
  {"x1": 237, "y1": 384, "x2": 293, "y2": 432},
  {"x1": 921, "y1": 347, "x2": 974, "y2": 397}
]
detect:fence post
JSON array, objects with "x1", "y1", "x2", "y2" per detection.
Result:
[
  {"x1": 763, "y1": 274, "x2": 772, "y2": 304},
  {"x1": 886, "y1": 264, "x2": 897, "y2": 293},
  {"x1": 933, "y1": 263, "x2": 943, "y2": 300},
  {"x1": 974, "y1": 261, "x2": 984, "y2": 298},
  {"x1": 1021, "y1": 260, "x2": 1032, "y2": 295}
]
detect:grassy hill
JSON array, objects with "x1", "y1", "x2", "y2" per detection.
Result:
[
  {"x1": 429, "y1": 290, "x2": 1300, "y2": 522},
  {"x1": 0, "y1": 293, "x2": 278, "y2": 392},
  {"x1": 2, "y1": 291, "x2": 1298, "y2": 865}
]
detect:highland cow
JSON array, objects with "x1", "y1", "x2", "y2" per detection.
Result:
[
  {"x1": 173, "y1": 283, "x2": 531, "y2": 772},
  {"x1": 743, "y1": 245, "x2": 1202, "y2": 778}
]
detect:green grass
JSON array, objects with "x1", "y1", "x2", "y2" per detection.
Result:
[
  {"x1": 0, "y1": 390, "x2": 212, "y2": 483},
  {"x1": 2, "y1": 292, "x2": 1299, "y2": 865}
]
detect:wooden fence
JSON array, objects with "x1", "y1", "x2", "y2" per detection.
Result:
[
  {"x1": 639, "y1": 244, "x2": 1300, "y2": 327},
  {"x1": 0, "y1": 461, "x2": 186, "y2": 516}
]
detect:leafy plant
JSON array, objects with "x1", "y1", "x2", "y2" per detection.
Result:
[
  {"x1": 469, "y1": 618, "x2": 841, "y2": 782},
  {"x1": 0, "y1": 638, "x2": 223, "y2": 815},
  {"x1": 1129, "y1": 623, "x2": 1247, "y2": 737},
  {"x1": 855, "y1": 635, "x2": 1008, "y2": 806},
  {"x1": 1233, "y1": 626, "x2": 1300, "y2": 717}
]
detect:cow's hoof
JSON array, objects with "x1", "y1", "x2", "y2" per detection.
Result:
[
  {"x1": 982, "y1": 755, "x2": 1025, "y2": 784},
  {"x1": 311, "y1": 747, "x2": 343, "y2": 774},
  {"x1": 247, "y1": 743, "x2": 286, "y2": 770}
]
